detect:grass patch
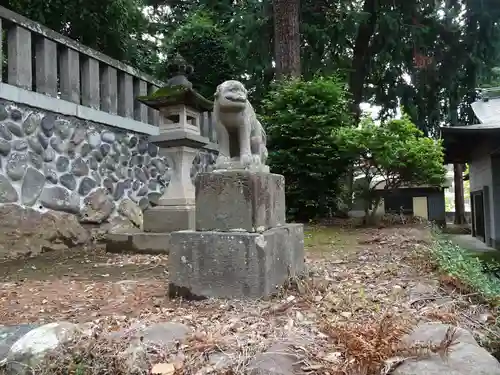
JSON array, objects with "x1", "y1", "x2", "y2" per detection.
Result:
[
  {"x1": 303, "y1": 225, "x2": 358, "y2": 255},
  {"x1": 429, "y1": 233, "x2": 500, "y2": 305}
]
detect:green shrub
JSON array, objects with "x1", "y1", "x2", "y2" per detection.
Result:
[{"x1": 260, "y1": 76, "x2": 353, "y2": 221}]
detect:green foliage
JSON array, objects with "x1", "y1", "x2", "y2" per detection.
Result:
[
  {"x1": 336, "y1": 114, "x2": 446, "y2": 220},
  {"x1": 261, "y1": 76, "x2": 353, "y2": 221},
  {"x1": 429, "y1": 235, "x2": 500, "y2": 304},
  {"x1": 158, "y1": 11, "x2": 246, "y2": 99}
]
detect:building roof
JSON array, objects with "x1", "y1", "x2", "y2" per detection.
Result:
[{"x1": 441, "y1": 97, "x2": 500, "y2": 163}]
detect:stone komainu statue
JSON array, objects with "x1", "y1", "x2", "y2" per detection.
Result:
[{"x1": 213, "y1": 80, "x2": 268, "y2": 172}]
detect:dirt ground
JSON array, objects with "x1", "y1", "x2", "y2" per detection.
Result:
[{"x1": 0, "y1": 223, "x2": 498, "y2": 373}]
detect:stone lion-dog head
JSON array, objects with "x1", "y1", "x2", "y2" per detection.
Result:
[{"x1": 214, "y1": 80, "x2": 249, "y2": 112}]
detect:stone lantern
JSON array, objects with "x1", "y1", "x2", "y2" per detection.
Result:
[{"x1": 137, "y1": 55, "x2": 213, "y2": 232}]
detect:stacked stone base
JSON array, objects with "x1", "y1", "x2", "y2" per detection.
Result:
[
  {"x1": 106, "y1": 232, "x2": 170, "y2": 254},
  {"x1": 168, "y1": 170, "x2": 305, "y2": 299},
  {"x1": 168, "y1": 224, "x2": 304, "y2": 299}
]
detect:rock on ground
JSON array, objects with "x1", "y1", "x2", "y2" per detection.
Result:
[
  {"x1": 0, "y1": 204, "x2": 90, "y2": 259},
  {"x1": 247, "y1": 342, "x2": 303, "y2": 375},
  {"x1": 0, "y1": 325, "x2": 39, "y2": 362},
  {"x1": 2, "y1": 322, "x2": 84, "y2": 375},
  {"x1": 393, "y1": 323, "x2": 500, "y2": 375}
]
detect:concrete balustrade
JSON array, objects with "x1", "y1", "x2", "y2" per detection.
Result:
[{"x1": 0, "y1": 5, "x2": 215, "y2": 139}]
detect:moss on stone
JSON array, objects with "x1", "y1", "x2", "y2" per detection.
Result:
[{"x1": 137, "y1": 85, "x2": 213, "y2": 111}]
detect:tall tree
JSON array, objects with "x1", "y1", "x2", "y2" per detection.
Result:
[{"x1": 272, "y1": 0, "x2": 301, "y2": 78}]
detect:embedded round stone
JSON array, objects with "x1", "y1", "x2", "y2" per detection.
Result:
[
  {"x1": 113, "y1": 181, "x2": 126, "y2": 200},
  {"x1": 109, "y1": 173, "x2": 120, "y2": 183},
  {"x1": 121, "y1": 145, "x2": 130, "y2": 157},
  {"x1": 0, "y1": 139, "x2": 11, "y2": 156},
  {"x1": 134, "y1": 167, "x2": 147, "y2": 183},
  {"x1": 6, "y1": 152, "x2": 28, "y2": 180},
  {"x1": 111, "y1": 151, "x2": 120, "y2": 163},
  {"x1": 0, "y1": 124, "x2": 12, "y2": 140},
  {"x1": 137, "y1": 139, "x2": 148, "y2": 154},
  {"x1": 103, "y1": 178, "x2": 114, "y2": 194},
  {"x1": 43, "y1": 148, "x2": 55, "y2": 162},
  {"x1": 149, "y1": 168, "x2": 158, "y2": 178},
  {"x1": 21, "y1": 167, "x2": 45, "y2": 206},
  {"x1": 40, "y1": 186, "x2": 80, "y2": 214},
  {"x1": 103, "y1": 157, "x2": 116, "y2": 171},
  {"x1": 56, "y1": 156, "x2": 70, "y2": 172},
  {"x1": 0, "y1": 174, "x2": 18, "y2": 203},
  {"x1": 71, "y1": 127, "x2": 86, "y2": 145},
  {"x1": 151, "y1": 158, "x2": 166, "y2": 174},
  {"x1": 87, "y1": 131, "x2": 101, "y2": 148},
  {"x1": 54, "y1": 119, "x2": 72, "y2": 139},
  {"x1": 78, "y1": 176, "x2": 97, "y2": 196},
  {"x1": 100, "y1": 143, "x2": 110, "y2": 157},
  {"x1": 6, "y1": 121, "x2": 23, "y2": 137},
  {"x1": 12, "y1": 139, "x2": 28, "y2": 151},
  {"x1": 71, "y1": 157, "x2": 89, "y2": 177},
  {"x1": 91, "y1": 171, "x2": 101, "y2": 186},
  {"x1": 50, "y1": 137, "x2": 68, "y2": 154},
  {"x1": 148, "y1": 143, "x2": 158, "y2": 157},
  {"x1": 44, "y1": 165, "x2": 58, "y2": 184},
  {"x1": 9, "y1": 108, "x2": 22, "y2": 121},
  {"x1": 137, "y1": 185, "x2": 148, "y2": 196},
  {"x1": 89, "y1": 156, "x2": 98, "y2": 170},
  {"x1": 101, "y1": 131, "x2": 115, "y2": 143},
  {"x1": 28, "y1": 136, "x2": 43, "y2": 155},
  {"x1": 60, "y1": 173, "x2": 77, "y2": 191},
  {"x1": 128, "y1": 136, "x2": 137, "y2": 148},
  {"x1": 23, "y1": 112, "x2": 42, "y2": 135},
  {"x1": 67, "y1": 148, "x2": 76, "y2": 159},
  {"x1": 148, "y1": 180, "x2": 158, "y2": 191},
  {"x1": 115, "y1": 166, "x2": 126, "y2": 179},
  {"x1": 92, "y1": 149, "x2": 104, "y2": 162},
  {"x1": 123, "y1": 179, "x2": 132, "y2": 189},
  {"x1": 132, "y1": 179, "x2": 140, "y2": 191},
  {"x1": 0, "y1": 105, "x2": 8, "y2": 121},
  {"x1": 148, "y1": 191, "x2": 161, "y2": 206},
  {"x1": 28, "y1": 151, "x2": 43, "y2": 169},
  {"x1": 37, "y1": 132, "x2": 49, "y2": 149},
  {"x1": 80, "y1": 143, "x2": 92, "y2": 158},
  {"x1": 138, "y1": 197, "x2": 149, "y2": 210},
  {"x1": 41, "y1": 114, "x2": 55, "y2": 137}
]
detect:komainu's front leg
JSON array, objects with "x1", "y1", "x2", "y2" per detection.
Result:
[
  {"x1": 239, "y1": 123, "x2": 252, "y2": 167},
  {"x1": 215, "y1": 122, "x2": 230, "y2": 168}
]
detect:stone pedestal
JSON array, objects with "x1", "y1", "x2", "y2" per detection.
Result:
[
  {"x1": 195, "y1": 171, "x2": 286, "y2": 232},
  {"x1": 144, "y1": 205, "x2": 195, "y2": 233},
  {"x1": 168, "y1": 170, "x2": 305, "y2": 300},
  {"x1": 168, "y1": 224, "x2": 304, "y2": 299},
  {"x1": 144, "y1": 132, "x2": 207, "y2": 233}
]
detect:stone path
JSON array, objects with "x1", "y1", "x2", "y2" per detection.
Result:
[{"x1": 449, "y1": 234, "x2": 498, "y2": 253}]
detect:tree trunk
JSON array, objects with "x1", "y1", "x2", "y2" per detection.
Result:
[
  {"x1": 273, "y1": 0, "x2": 301, "y2": 79},
  {"x1": 454, "y1": 163, "x2": 466, "y2": 224},
  {"x1": 348, "y1": 0, "x2": 377, "y2": 123}
]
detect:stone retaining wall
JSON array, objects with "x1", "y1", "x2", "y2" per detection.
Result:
[{"x1": 0, "y1": 100, "x2": 216, "y2": 225}]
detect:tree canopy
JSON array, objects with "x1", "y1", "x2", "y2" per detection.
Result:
[{"x1": 336, "y1": 114, "x2": 446, "y2": 221}]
